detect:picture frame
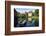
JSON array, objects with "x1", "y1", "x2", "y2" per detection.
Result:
[{"x1": 5, "y1": 1, "x2": 45, "y2": 35}]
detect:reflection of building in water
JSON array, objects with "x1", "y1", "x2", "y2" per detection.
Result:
[{"x1": 25, "y1": 11, "x2": 32, "y2": 22}]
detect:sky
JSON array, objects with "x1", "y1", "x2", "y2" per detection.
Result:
[{"x1": 15, "y1": 8, "x2": 35, "y2": 14}]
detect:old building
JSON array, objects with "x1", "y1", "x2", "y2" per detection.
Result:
[{"x1": 25, "y1": 11, "x2": 32, "y2": 22}]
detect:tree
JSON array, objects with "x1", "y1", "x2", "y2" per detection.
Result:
[{"x1": 35, "y1": 9, "x2": 39, "y2": 16}]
